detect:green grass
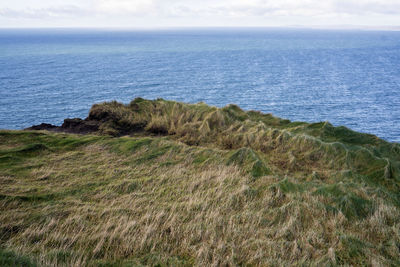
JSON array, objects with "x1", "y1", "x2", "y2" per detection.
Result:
[
  {"x1": 0, "y1": 248, "x2": 37, "y2": 267},
  {"x1": 0, "y1": 98, "x2": 399, "y2": 266},
  {"x1": 227, "y1": 148, "x2": 270, "y2": 179},
  {"x1": 313, "y1": 184, "x2": 374, "y2": 219}
]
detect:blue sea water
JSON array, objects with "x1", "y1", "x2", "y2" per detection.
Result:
[{"x1": 0, "y1": 28, "x2": 399, "y2": 142}]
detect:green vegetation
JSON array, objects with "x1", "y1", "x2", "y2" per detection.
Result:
[{"x1": 1, "y1": 98, "x2": 399, "y2": 266}]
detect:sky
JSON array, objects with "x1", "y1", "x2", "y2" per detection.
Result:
[{"x1": 1, "y1": 0, "x2": 400, "y2": 29}]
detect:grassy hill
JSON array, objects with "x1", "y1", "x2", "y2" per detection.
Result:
[{"x1": 1, "y1": 98, "x2": 400, "y2": 266}]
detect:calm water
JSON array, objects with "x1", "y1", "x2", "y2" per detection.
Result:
[{"x1": 0, "y1": 28, "x2": 399, "y2": 142}]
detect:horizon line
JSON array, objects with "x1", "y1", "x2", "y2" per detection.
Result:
[{"x1": 1, "y1": 25, "x2": 400, "y2": 31}]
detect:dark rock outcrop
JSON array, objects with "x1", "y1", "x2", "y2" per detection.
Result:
[
  {"x1": 26, "y1": 123, "x2": 58, "y2": 131},
  {"x1": 61, "y1": 118, "x2": 99, "y2": 134},
  {"x1": 26, "y1": 118, "x2": 99, "y2": 134}
]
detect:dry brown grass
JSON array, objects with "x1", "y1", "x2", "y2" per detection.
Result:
[
  {"x1": 0, "y1": 132, "x2": 398, "y2": 266},
  {"x1": 0, "y1": 98, "x2": 400, "y2": 266}
]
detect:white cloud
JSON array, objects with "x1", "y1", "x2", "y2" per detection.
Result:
[
  {"x1": 0, "y1": 0, "x2": 400, "y2": 27},
  {"x1": 333, "y1": 0, "x2": 400, "y2": 15},
  {"x1": 96, "y1": 0, "x2": 155, "y2": 15},
  {"x1": 159, "y1": 0, "x2": 400, "y2": 17},
  {"x1": 0, "y1": 5, "x2": 88, "y2": 19}
]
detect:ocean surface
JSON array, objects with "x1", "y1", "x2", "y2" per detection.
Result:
[{"x1": 0, "y1": 28, "x2": 399, "y2": 142}]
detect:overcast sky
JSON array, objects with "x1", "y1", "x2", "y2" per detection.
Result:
[{"x1": 1, "y1": 0, "x2": 400, "y2": 28}]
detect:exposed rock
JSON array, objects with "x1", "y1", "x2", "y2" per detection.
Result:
[
  {"x1": 61, "y1": 118, "x2": 99, "y2": 134},
  {"x1": 25, "y1": 123, "x2": 58, "y2": 131},
  {"x1": 27, "y1": 119, "x2": 99, "y2": 134}
]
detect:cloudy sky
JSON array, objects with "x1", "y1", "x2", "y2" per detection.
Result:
[{"x1": 1, "y1": 0, "x2": 400, "y2": 28}]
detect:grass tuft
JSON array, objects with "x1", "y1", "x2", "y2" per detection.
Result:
[{"x1": 1, "y1": 98, "x2": 399, "y2": 265}]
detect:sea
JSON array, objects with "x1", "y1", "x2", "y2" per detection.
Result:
[{"x1": 0, "y1": 28, "x2": 399, "y2": 142}]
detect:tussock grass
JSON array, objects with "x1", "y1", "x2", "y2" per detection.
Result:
[
  {"x1": 84, "y1": 98, "x2": 400, "y2": 185},
  {"x1": 0, "y1": 98, "x2": 400, "y2": 266}
]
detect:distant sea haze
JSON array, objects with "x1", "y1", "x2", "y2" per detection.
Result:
[{"x1": 0, "y1": 28, "x2": 399, "y2": 142}]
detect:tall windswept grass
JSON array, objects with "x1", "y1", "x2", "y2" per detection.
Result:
[
  {"x1": 0, "y1": 98, "x2": 399, "y2": 266},
  {"x1": 86, "y1": 98, "x2": 400, "y2": 183}
]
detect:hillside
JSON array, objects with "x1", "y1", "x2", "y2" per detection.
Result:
[{"x1": 1, "y1": 98, "x2": 400, "y2": 266}]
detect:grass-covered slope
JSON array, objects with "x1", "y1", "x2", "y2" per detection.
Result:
[{"x1": 1, "y1": 98, "x2": 400, "y2": 266}]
